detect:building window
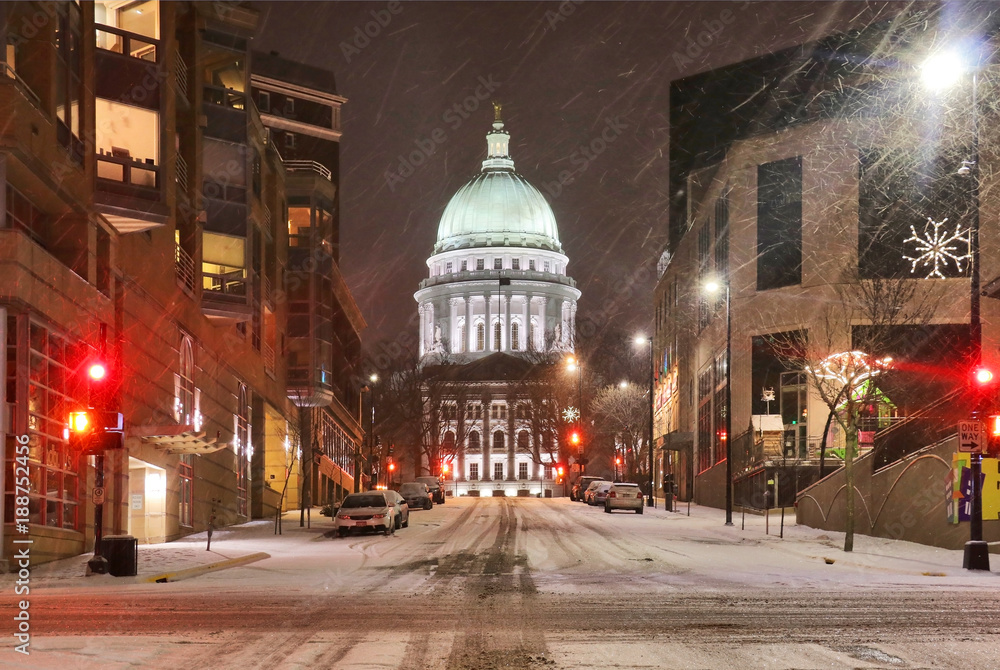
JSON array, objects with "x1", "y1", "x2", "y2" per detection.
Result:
[
  {"x1": 494, "y1": 258, "x2": 503, "y2": 270},
  {"x1": 476, "y1": 323, "x2": 485, "y2": 351},
  {"x1": 175, "y1": 334, "x2": 196, "y2": 425},
  {"x1": 469, "y1": 431, "x2": 481, "y2": 453},
  {"x1": 179, "y1": 456, "x2": 193, "y2": 527},
  {"x1": 285, "y1": 133, "x2": 296, "y2": 149},
  {"x1": 858, "y1": 146, "x2": 975, "y2": 279},
  {"x1": 235, "y1": 383, "x2": 250, "y2": 517},
  {"x1": 258, "y1": 91, "x2": 270, "y2": 112},
  {"x1": 543, "y1": 261, "x2": 550, "y2": 272},
  {"x1": 445, "y1": 261, "x2": 453, "y2": 273},
  {"x1": 476, "y1": 258, "x2": 485, "y2": 270},
  {"x1": 757, "y1": 156, "x2": 802, "y2": 291},
  {"x1": 5, "y1": 185, "x2": 47, "y2": 246},
  {"x1": 469, "y1": 462, "x2": 479, "y2": 480},
  {"x1": 494, "y1": 462, "x2": 504, "y2": 480},
  {"x1": 512, "y1": 258, "x2": 520, "y2": 270},
  {"x1": 517, "y1": 430, "x2": 530, "y2": 452},
  {"x1": 284, "y1": 97, "x2": 295, "y2": 115},
  {"x1": 461, "y1": 260, "x2": 468, "y2": 271},
  {"x1": 493, "y1": 431, "x2": 504, "y2": 452},
  {"x1": 529, "y1": 259, "x2": 536, "y2": 271},
  {"x1": 8, "y1": 319, "x2": 80, "y2": 530},
  {"x1": 55, "y1": 3, "x2": 83, "y2": 161},
  {"x1": 545, "y1": 465, "x2": 553, "y2": 480},
  {"x1": 511, "y1": 322, "x2": 520, "y2": 350},
  {"x1": 490, "y1": 403, "x2": 507, "y2": 421},
  {"x1": 494, "y1": 321, "x2": 501, "y2": 351},
  {"x1": 519, "y1": 462, "x2": 529, "y2": 480},
  {"x1": 697, "y1": 367, "x2": 712, "y2": 473}
]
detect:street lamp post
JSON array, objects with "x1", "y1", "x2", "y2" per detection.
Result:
[
  {"x1": 567, "y1": 358, "x2": 584, "y2": 477},
  {"x1": 923, "y1": 49, "x2": 988, "y2": 570},
  {"x1": 705, "y1": 280, "x2": 733, "y2": 526},
  {"x1": 368, "y1": 374, "x2": 378, "y2": 489},
  {"x1": 635, "y1": 336, "x2": 655, "y2": 508}
]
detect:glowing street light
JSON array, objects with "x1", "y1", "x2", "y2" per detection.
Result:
[
  {"x1": 702, "y1": 277, "x2": 733, "y2": 525},
  {"x1": 634, "y1": 334, "x2": 655, "y2": 508},
  {"x1": 920, "y1": 50, "x2": 966, "y2": 91}
]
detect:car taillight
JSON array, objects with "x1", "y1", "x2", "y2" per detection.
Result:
[
  {"x1": 608, "y1": 492, "x2": 616, "y2": 498},
  {"x1": 636, "y1": 492, "x2": 643, "y2": 499},
  {"x1": 372, "y1": 513, "x2": 386, "y2": 519}
]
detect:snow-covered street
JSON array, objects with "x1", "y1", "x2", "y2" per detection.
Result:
[{"x1": 5, "y1": 497, "x2": 1000, "y2": 669}]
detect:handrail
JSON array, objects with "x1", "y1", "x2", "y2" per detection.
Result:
[
  {"x1": 284, "y1": 160, "x2": 332, "y2": 181},
  {"x1": 174, "y1": 49, "x2": 189, "y2": 99},
  {"x1": 175, "y1": 243, "x2": 195, "y2": 293},
  {"x1": 1, "y1": 63, "x2": 41, "y2": 105},
  {"x1": 95, "y1": 23, "x2": 160, "y2": 63}
]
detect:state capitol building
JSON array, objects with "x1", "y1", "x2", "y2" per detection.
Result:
[{"x1": 413, "y1": 109, "x2": 581, "y2": 496}]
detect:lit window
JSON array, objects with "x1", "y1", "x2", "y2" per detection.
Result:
[
  {"x1": 476, "y1": 323, "x2": 485, "y2": 351},
  {"x1": 469, "y1": 462, "x2": 479, "y2": 480},
  {"x1": 511, "y1": 322, "x2": 520, "y2": 350},
  {"x1": 518, "y1": 462, "x2": 528, "y2": 480}
]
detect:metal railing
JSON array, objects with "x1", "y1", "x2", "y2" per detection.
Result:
[
  {"x1": 202, "y1": 269, "x2": 246, "y2": 297},
  {"x1": 2, "y1": 63, "x2": 41, "y2": 105},
  {"x1": 263, "y1": 203, "x2": 272, "y2": 228},
  {"x1": 284, "y1": 160, "x2": 332, "y2": 181},
  {"x1": 204, "y1": 84, "x2": 246, "y2": 110},
  {"x1": 97, "y1": 153, "x2": 159, "y2": 189},
  {"x1": 174, "y1": 49, "x2": 188, "y2": 100},
  {"x1": 175, "y1": 153, "x2": 189, "y2": 194},
  {"x1": 95, "y1": 24, "x2": 159, "y2": 62},
  {"x1": 419, "y1": 268, "x2": 577, "y2": 289},
  {"x1": 263, "y1": 341, "x2": 275, "y2": 374},
  {"x1": 262, "y1": 273, "x2": 274, "y2": 308},
  {"x1": 175, "y1": 243, "x2": 195, "y2": 293}
]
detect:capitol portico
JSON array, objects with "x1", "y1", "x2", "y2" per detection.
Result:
[{"x1": 414, "y1": 112, "x2": 580, "y2": 361}]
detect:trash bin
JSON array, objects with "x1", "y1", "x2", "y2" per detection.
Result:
[{"x1": 100, "y1": 535, "x2": 138, "y2": 577}]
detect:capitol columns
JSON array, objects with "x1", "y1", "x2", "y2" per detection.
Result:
[
  {"x1": 466, "y1": 296, "x2": 475, "y2": 352},
  {"x1": 418, "y1": 303, "x2": 426, "y2": 357},
  {"x1": 449, "y1": 297, "x2": 463, "y2": 353},
  {"x1": 521, "y1": 294, "x2": 530, "y2": 351},
  {"x1": 503, "y1": 293, "x2": 512, "y2": 352},
  {"x1": 537, "y1": 296, "x2": 548, "y2": 350}
]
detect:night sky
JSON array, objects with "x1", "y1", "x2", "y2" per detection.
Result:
[{"x1": 254, "y1": 1, "x2": 899, "y2": 357}]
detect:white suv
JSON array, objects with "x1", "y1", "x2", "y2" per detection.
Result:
[{"x1": 605, "y1": 483, "x2": 644, "y2": 514}]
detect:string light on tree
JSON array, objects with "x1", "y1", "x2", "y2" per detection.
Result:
[{"x1": 902, "y1": 217, "x2": 971, "y2": 279}]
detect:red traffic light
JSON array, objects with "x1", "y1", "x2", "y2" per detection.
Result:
[
  {"x1": 69, "y1": 410, "x2": 91, "y2": 433},
  {"x1": 570, "y1": 431, "x2": 580, "y2": 445},
  {"x1": 88, "y1": 362, "x2": 108, "y2": 381},
  {"x1": 388, "y1": 461, "x2": 396, "y2": 472},
  {"x1": 975, "y1": 368, "x2": 994, "y2": 385},
  {"x1": 557, "y1": 465, "x2": 564, "y2": 476}
]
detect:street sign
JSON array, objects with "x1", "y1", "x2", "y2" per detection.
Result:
[
  {"x1": 93, "y1": 486, "x2": 105, "y2": 505},
  {"x1": 959, "y1": 421, "x2": 984, "y2": 454}
]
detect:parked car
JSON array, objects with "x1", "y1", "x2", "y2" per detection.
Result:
[
  {"x1": 384, "y1": 489, "x2": 410, "y2": 529},
  {"x1": 605, "y1": 482, "x2": 644, "y2": 514},
  {"x1": 334, "y1": 492, "x2": 398, "y2": 537},
  {"x1": 583, "y1": 480, "x2": 609, "y2": 505},
  {"x1": 399, "y1": 482, "x2": 433, "y2": 510},
  {"x1": 588, "y1": 481, "x2": 613, "y2": 506},
  {"x1": 572, "y1": 475, "x2": 604, "y2": 502},
  {"x1": 416, "y1": 475, "x2": 446, "y2": 504}
]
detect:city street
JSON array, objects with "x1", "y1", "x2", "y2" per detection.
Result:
[{"x1": 6, "y1": 497, "x2": 1000, "y2": 669}]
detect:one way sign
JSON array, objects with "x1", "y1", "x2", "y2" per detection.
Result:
[{"x1": 959, "y1": 421, "x2": 984, "y2": 454}]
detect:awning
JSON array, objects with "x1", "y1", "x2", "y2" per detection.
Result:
[
  {"x1": 657, "y1": 431, "x2": 694, "y2": 452},
  {"x1": 130, "y1": 424, "x2": 227, "y2": 455}
]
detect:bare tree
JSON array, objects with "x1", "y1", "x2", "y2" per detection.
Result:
[
  {"x1": 775, "y1": 265, "x2": 941, "y2": 552},
  {"x1": 591, "y1": 383, "x2": 649, "y2": 481}
]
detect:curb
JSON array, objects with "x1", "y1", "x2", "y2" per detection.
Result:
[{"x1": 139, "y1": 551, "x2": 270, "y2": 583}]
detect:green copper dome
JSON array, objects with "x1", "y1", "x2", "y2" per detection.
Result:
[{"x1": 434, "y1": 118, "x2": 562, "y2": 254}]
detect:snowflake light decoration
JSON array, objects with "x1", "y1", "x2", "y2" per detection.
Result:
[
  {"x1": 562, "y1": 406, "x2": 580, "y2": 422},
  {"x1": 902, "y1": 217, "x2": 971, "y2": 279}
]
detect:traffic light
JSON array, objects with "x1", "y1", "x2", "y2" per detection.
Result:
[
  {"x1": 441, "y1": 461, "x2": 450, "y2": 475},
  {"x1": 988, "y1": 415, "x2": 1000, "y2": 455},
  {"x1": 388, "y1": 460, "x2": 396, "y2": 472},
  {"x1": 971, "y1": 366, "x2": 999, "y2": 419},
  {"x1": 66, "y1": 408, "x2": 124, "y2": 454},
  {"x1": 570, "y1": 431, "x2": 580, "y2": 446},
  {"x1": 556, "y1": 464, "x2": 565, "y2": 483}
]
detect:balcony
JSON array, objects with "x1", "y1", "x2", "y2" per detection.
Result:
[
  {"x1": 174, "y1": 49, "x2": 189, "y2": 103},
  {"x1": 418, "y1": 268, "x2": 578, "y2": 290},
  {"x1": 263, "y1": 341, "x2": 275, "y2": 376},
  {"x1": 97, "y1": 151, "x2": 159, "y2": 189},
  {"x1": 285, "y1": 160, "x2": 332, "y2": 181},
  {"x1": 175, "y1": 243, "x2": 195, "y2": 294},
  {"x1": 96, "y1": 25, "x2": 159, "y2": 62},
  {"x1": 201, "y1": 269, "x2": 251, "y2": 324}
]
